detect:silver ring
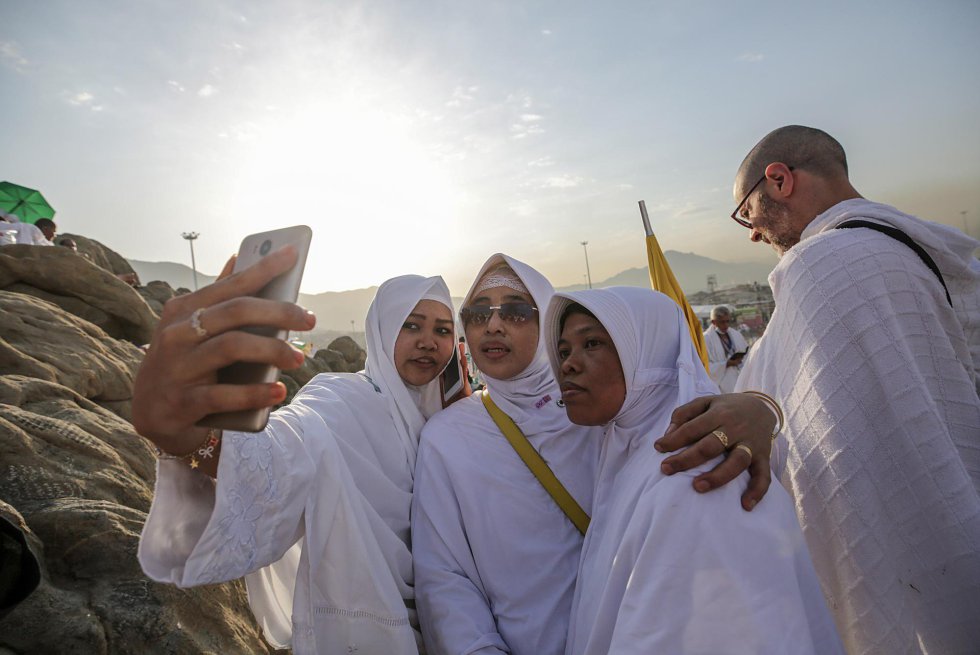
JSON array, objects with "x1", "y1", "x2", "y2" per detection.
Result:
[{"x1": 190, "y1": 307, "x2": 209, "y2": 339}]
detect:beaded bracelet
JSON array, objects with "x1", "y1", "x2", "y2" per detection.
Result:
[
  {"x1": 741, "y1": 390, "x2": 784, "y2": 441},
  {"x1": 155, "y1": 428, "x2": 221, "y2": 469}
]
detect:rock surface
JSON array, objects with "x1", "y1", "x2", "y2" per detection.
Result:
[
  {"x1": 0, "y1": 238, "x2": 294, "y2": 654},
  {"x1": 0, "y1": 245, "x2": 157, "y2": 345},
  {"x1": 0, "y1": 377, "x2": 277, "y2": 654},
  {"x1": 326, "y1": 336, "x2": 367, "y2": 373}
]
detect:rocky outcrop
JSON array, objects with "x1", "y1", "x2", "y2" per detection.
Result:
[
  {"x1": 0, "y1": 377, "x2": 277, "y2": 654},
  {"x1": 63, "y1": 233, "x2": 138, "y2": 279},
  {"x1": 0, "y1": 292, "x2": 142, "y2": 414},
  {"x1": 136, "y1": 279, "x2": 183, "y2": 316},
  {"x1": 0, "y1": 239, "x2": 288, "y2": 653},
  {"x1": 325, "y1": 336, "x2": 367, "y2": 373},
  {"x1": 277, "y1": 338, "x2": 367, "y2": 405},
  {"x1": 0, "y1": 245, "x2": 157, "y2": 345}
]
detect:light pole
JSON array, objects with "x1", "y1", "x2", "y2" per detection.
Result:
[
  {"x1": 961, "y1": 210, "x2": 969, "y2": 235},
  {"x1": 581, "y1": 241, "x2": 593, "y2": 289},
  {"x1": 350, "y1": 320, "x2": 355, "y2": 336},
  {"x1": 181, "y1": 232, "x2": 200, "y2": 290}
]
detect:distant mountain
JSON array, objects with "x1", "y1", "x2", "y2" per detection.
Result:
[
  {"x1": 556, "y1": 251, "x2": 774, "y2": 295},
  {"x1": 128, "y1": 251, "x2": 774, "y2": 331},
  {"x1": 129, "y1": 260, "x2": 218, "y2": 291}
]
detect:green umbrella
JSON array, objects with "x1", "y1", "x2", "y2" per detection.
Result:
[{"x1": 0, "y1": 181, "x2": 56, "y2": 224}]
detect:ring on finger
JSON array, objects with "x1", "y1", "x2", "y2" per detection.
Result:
[
  {"x1": 712, "y1": 429, "x2": 729, "y2": 448},
  {"x1": 735, "y1": 443, "x2": 753, "y2": 458},
  {"x1": 190, "y1": 307, "x2": 209, "y2": 339}
]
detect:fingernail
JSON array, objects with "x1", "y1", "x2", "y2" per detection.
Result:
[
  {"x1": 694, "y1": 480, "x2": 711, "y2": 492},
  {"x1": 660, "y1": 462, "x2": 674, "y2": 475},
  {"x1": 294, "y1": 350, "x2": 305, "y2": 365},
  {"x1": 271, "y1": 383, "x2": 286, "y2": 401},
  {"x1": 305, "y1": 310, "x2": 316, "y2": 328},
  {"x1": 746, "y1": 499, "x2": 757, "y2": 510},
  {"x1": 653, "y1": 441, "x2": 665, "y2": 453},
  {"x1": 663, "y1": 422, "x2": 677, "y2": 435}
]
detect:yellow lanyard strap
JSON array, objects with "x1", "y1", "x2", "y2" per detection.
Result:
[{"x1": 482, "y1": 393, "x2": 591, "y2": 535}]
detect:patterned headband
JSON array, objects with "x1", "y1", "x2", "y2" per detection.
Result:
[{"x1": 473, "y1": 266, "x2": 530, "y2": 297}]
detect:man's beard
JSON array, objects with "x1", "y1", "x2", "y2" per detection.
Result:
[{"x1": 757, "y1": 193, "x2": 800, "y2": 255}]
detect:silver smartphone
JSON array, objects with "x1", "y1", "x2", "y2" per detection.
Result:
[{"x1": 199, "y1": 225, "x2": 313, "y2": 432}]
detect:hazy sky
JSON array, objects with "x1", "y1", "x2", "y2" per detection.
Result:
[{"x1": 2, "y1": 0, "x2": 978, "y2": 295}]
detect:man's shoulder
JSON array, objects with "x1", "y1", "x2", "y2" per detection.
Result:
[{"x1": 784, "y1": 225, "x2": 924, "y2": 289}]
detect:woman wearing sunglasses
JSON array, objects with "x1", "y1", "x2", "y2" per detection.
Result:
[
  {"x1": 135, "y1": 253, "x2": 457, "y2": 655},
  {"x1": 411, "y1": 253, "x2": 782, "y2": 655}
]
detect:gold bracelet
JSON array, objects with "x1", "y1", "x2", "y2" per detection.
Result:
[
  {"x1": 741, "y1": 390, "x2": 784, "y2": 440},
  {"x1": 155, "y1": 428, "x2": 221, "y2": 469}
]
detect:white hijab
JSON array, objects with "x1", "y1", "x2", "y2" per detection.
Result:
[
  {"x1": 241, "y1": 274, "x2": 453, "y2": 651},
  {"x1": 462, "y1": 253, "x2": 565, "y2": 435},
  {"x1": 546, "y1": 287, "x2": 717, "y2": 445},
  {"x1": 364, "y1": 274, "x2": 453, "y2": 468}
]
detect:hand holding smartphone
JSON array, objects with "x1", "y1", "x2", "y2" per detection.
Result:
[{"x1": 198, "y1": 225, "x2": 312, "y2": 432}]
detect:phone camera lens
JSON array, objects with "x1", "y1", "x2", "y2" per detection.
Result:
[{"x1": 259, "y1": 240, "x2": 272, "y2": 256}]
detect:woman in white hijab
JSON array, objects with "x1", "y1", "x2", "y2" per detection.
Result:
[
  {"x1": 412, "y1": 254, "x2": 781, "y2": 655},
  {"x1": 546, "y1": 287, "x2": 842, "y2": 655},
  {"x1": 136, "y1": 267, "x2": 456, "y2": 655}
]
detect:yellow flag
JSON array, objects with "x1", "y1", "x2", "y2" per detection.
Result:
[{"x1": 639, "y1": 201, "x2": 710, "y2": 370}]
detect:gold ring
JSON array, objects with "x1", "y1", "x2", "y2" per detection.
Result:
[
  {"x1": 190, "y1": 307, "x2": 209, "y2": 339},
  {"x1": 712, "y1": 430, "x2": 729, "y2": 448},
  {"x1": 735, "y1": 443, "x2": 753, "y2": 458}
]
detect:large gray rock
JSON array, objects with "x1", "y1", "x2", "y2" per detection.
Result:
[
  {"x1": 0, "y1": 245, "x2": 157, "y2": 345},
  {"x1": 0, "y1": 292, "x2": 142, "y2": 416},
  {"x1": 62, "y1": 233, "x2": 137, "y2": 278},
  {"x1": 136, "y1": 280, "x2": 180, "y2": 316},
  {"x1": 0, "y1": 376, "x2": 277, "y2": 655},
  {"x1": 326, "y1": 336, "x2": 366, "y2": 372}
]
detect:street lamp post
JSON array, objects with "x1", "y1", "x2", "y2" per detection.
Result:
[
  {"x1": 181, "y1": 232, "x2": 200, "y2": 290},
  {"x1": 581, "y1": 241, "x2": 593, "y2": 289}
]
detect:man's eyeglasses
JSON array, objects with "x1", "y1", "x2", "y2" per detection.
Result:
[
  {"x1": 460, "y1": 302, "x2": 538, "y2": 326},
  {"x1": 730, "y1": 166, "x2": 794, "y2": 228}
]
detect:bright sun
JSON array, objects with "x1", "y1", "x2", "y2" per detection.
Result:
[{"x1": 227, "y1": 98, "x2": 463, "y2": 292}]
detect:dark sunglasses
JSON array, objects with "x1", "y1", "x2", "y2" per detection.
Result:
[{"x1": 460, "y1": 302, "x2": 538, "y2": 326}]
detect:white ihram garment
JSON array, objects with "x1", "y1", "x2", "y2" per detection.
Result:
[
  {"x1": 412, "y1": 254, "x2": 600, "y2": 655},
  {"x1": 703, "y1": 323, "x2": 748, "y2": 393},
  {"x1": 139, "y1": 274, "x2": 452, "y2": 655},
  {"x1": 547, "y1": 287, "x2": 842, "y2": 655},
  {"x1": 737, "y1": 198, "x2": 980, "y2": 654}
]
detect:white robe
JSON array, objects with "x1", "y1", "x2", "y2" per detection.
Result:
[
  {"x1": 737, "y1": 198, "x2": 980, "y2": 654},
  {"x1": 139, "y1": 274, "x2": 453, "y2": 655},
  {"x1": 703, "y1": 324, "x2": 748, "y2": 393},
  {"x1": 412, "y1": 392, "x2": 599, "y2": 655},
  {"x1": 0, "y1": 214, "x2": 52, "y2": 245},
  {"x1": 545, "y1": 287, "x2": 843, "y2": 655},
  {"x1": 412, "y1": 253, "x2": 600, "y2": 655}
]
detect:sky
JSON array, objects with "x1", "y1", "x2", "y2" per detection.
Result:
[{"x1": 2, "y1": 0, "x2": 979, "y2": 296}]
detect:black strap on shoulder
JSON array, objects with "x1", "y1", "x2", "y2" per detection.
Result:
[{"x1": 835, "y1": 219, "x2": 952, "y2": 307}]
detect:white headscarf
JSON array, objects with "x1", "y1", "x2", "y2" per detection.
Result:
[
  {"x1": 364, "y1": 274, "x2": 453, "y2": 466},
  {"x1": 462, "y1": 253, "x2": 562, "y2": 435},
  {"x1": 545, "y1": 287, "x2": 717, "y2": 442}
]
